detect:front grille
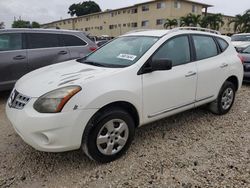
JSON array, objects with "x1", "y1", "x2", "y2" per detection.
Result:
[{"x1": 8, "y1": 90, "x2": 31, "y2": 110}]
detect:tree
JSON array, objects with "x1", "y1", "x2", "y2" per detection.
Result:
[
  {"x1": 31, "y1": 21, "x2": 40, "y2": 28},
  {"x1": 12, "y1": 20, "x2": 31, "y2": 28},
  {"x1": 0, "y1": 22, "x2": 4, "y2": 29},
  {"x1": 12, "y1": 20, "x2": 41, "y2": 28},
  {"x1": 200, "y1": 14, "x2": 224, "y2": 30},
  {"x1": 229, "y1": 9, "x2": 250, "y2": 33},
  {"x1": 164, "y1": 19, "x2": 178, "y2": 29},
  {"x1": 68, "y1": 1, "x2": 101, "y2": 17},
  {"x1": 180, "y1": 14, "x2": 201, "y2": 27}
]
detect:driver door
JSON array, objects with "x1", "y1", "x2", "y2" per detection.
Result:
[{"x1": 142, "y1": 35, "x2": 197, "y2": 123}]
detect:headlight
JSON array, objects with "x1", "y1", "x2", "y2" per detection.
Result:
[{"x1": 34, "y1": 86, "x2": 81, "y2": 113}]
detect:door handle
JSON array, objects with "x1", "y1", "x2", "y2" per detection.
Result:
[
  {"x1": 185, "y1": 71, "x2": 197, "y2": 77},
  {"x1": 58, "y1": 51, "x2": 68, "y2": 55},
  {"x1": 220, "y1": 63, "x2": 228, "y2": 68},
  {"x1": 13, "y1": 55, "x2": 26, "y2": 60}
]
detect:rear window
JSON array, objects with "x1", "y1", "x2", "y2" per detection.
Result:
[
  {"x1": 60, "y1": 34, "x2": 87, "y2": 47},
  {"x1": 0, "y1": 33, "x2": 22, "y2": 51},
  {"x1": 27, "y1": 33, "x2": 59, "y2": 49},
  {"x1": 216, "y1": 37, "x2": 229, "y2": 52},
  {"x1": 231, "y1": 35, "x2": 250, "y2": 42},
  {"x1": 193, "y1": 35, "x2": 218, "y2": 61}
]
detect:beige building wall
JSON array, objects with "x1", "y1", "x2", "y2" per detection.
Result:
[{"x1": 42, "y1": 0, "x2": 214, "y2": 37}]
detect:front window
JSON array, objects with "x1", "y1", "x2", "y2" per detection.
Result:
[
  {"x1": 0, "y1": 33, "x2": 22, "y2": 51},
  {"x1": 152, "y1": 36, "x2": 191, "y2": 66},
  {"x1": 79, "y1": 36, "x2": 158, "y2": 68},
  {"x1": 231, "y1": 35, "x2": 250, "y2": 41}
]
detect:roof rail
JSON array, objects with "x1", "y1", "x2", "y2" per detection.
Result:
[
  {"x1": 126, "y1": 29, "x2": 154, "y2": 34},
  {"x1": 169, "y1": 27, "x2": 221, "y2": 35}
]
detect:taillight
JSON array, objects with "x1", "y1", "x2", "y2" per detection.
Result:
[
  {"x1": 89, "y1": 47, "x2": 97, "y2": 52},
  {"x1": 237, "y1": 54, "x2": 244, "y2": 64}
]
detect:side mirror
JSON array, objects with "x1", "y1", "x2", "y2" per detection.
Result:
[{"x1": 151, "y1": 58, "x2": 172, "y2": 72}]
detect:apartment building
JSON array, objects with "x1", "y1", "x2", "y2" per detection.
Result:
[
  {"x1": 42, "y1": 0, "x2": 213, "y2": 37},
  {"x1": 204, "y1": 13, "x2": 235, "y2": 35}
]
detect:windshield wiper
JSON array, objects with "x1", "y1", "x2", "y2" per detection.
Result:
[{"x1": 81, "y1": 60, "x2": 107, "y2": 67}]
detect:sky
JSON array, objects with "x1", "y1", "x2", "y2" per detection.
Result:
[{"x1": 0, "y1": 0, "x2": 250, "y2": 28}]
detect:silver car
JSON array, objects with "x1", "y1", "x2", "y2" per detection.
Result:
[{"x1": 0, "y1": 29, "x2": 97, "y2": 91}]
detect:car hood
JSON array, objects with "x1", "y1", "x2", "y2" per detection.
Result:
[
  {"x1": 15, "y1": 60, "x2": 120, "y2": 97},
  {"x1": 232, "y1": 41, "x2": 250, "y2": 48}
]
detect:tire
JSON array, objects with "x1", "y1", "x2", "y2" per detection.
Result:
[
  {"x1": 208, "y1": 81, "x2": 236, "y2": 115},
  {"x1": 82, "y1": 107, "x2": 135, "y2": 163}
]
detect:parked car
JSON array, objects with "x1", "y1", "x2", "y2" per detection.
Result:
[
  {"x1": 231, "y1": 33, "x2": 250, "y2": 52},
  {"x1": 238, "y1": 45, "x2": 250, "y2": 82},
  {"x1": 96, "y1": 40, "x2": 109, "y2": 47},
  {"x1": 0, "y1": 29, "x2": 97, "y2": 91},
  {"x1": 6, "y1": 28, "x2": 243, "y2": 163}
]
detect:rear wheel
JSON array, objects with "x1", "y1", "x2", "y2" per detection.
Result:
[
  {"x1": 208, "y1": 81, "x2": 236, "y2": 115},
  {"x1": 82, "y1": 107, "x2": 135, "y2": 163}
]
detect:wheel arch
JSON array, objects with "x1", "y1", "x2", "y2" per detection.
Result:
[{"x1": 225, "y1": 75, "x2": 239, "y2": 91}]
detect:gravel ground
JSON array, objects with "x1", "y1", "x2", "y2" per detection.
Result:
[{"x1": 0, "y1": 85, "x2": 250, "y2": 188}]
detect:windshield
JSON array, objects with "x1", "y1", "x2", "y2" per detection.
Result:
[
  {"x1": 231, "y1": 35, "x2": 250, "y2": 42},
  {"x1": 79, "y1": 36, "x2": 158, "y2": 68},
  {"x1": 243, "y1": 46, "x2": 250, "y2": 53}
]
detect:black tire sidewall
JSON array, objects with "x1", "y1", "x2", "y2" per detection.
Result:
[
  {"x1": 85, "y1": 109, "x2": 135, "y2": 163},
  {"x1": 217, "y1": 81, "x2": 236, "y2": 115}
]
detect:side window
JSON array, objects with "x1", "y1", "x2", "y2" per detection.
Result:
[
  {"x1": 27, "y1": 33, "x2": 59, "y2": 49},
  {"x1": 60, "y1": 34, "x2": 87, "y2": 47},
  {"x1": 153, "y1": 35, "x2": 191, "y2": 66},
  {"x1": 193, "y1": 35, "x2": 218, "y2": 60},
  {"x1": 216, "y1": 37, "x2": 229, "y2": 52},
  {"x1": 0, "y1": 33, "x2": 22, "y2": 51}
]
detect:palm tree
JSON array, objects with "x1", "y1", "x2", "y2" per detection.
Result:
[
  {"x1": 164, "y1": 18, "x2": 178, "y2": 29},
  {"x1": 200, "y1": 14, "x2": 224, "y2": 30},
  {"x1": 180, "y1": 13, "x2": 201, "y2": 27},
  {"x1": 229, "y1": 9, "x2": 250, "y2": 33}
]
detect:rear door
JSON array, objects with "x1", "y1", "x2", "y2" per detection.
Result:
[
  {"x1": 26, "y1": 33, "x2": 71, "y2": 71},
  {"x1": 59, "y1": 34, "x2": 92, "y2": 59},
  {"x1": 0, "y1": 32, "x2": 28, "y2": 90},
  {"x1": 192, "y1": 34, "x2": 230, "y2": 105}
]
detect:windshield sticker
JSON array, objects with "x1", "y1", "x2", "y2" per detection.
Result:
[{"x1": 117, "y1": 54, "x2": 137, "y2": 61}]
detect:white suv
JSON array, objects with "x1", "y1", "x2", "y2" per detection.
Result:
[{"x1": 6, "y1": 28, "x2": 243, "y2": 163}]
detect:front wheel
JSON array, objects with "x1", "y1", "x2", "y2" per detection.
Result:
[
  {"x1": 82, "y1": 107, "x2": 135, "y2": 163},
  {"x1": 208, "y1": 81, "x2": 236, "y2": 115}
]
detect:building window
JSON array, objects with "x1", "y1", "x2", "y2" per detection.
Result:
[
  {"x1": 156, "y1": 19, "x2": 165, "y2": 25},
  {"x1": 123, "y1": 24, "x2": 126, "y2": 27},
  {"x1": 142, "y1": 20, "x2": 149, "y2": 27},
  {"x1": 157, "y1": 2, "x2": 166, "y2": 9},
  {"x1": 100, "y1": 26, "x2": 103, "y2": 30},
  {"x1": 127, "y1": 23, "x2": 131, "y2": 27},
  {"x1": 174, "y1": 1, "x2": 181, "y2": 9},
  {"x1": 111, "y1": 12, "x2": 114, "y2": 17},
  {"x1": 123, "y1": 10, "x2": 126, "y2": 14},
  {"x1": 131, "y1": 8, "x2": 138, "y2": 14},
  {"x1": 110, "y1": 25, "x2": 113, "y2": 29},
  {"x1": 131, "y1": 22, "x2": 138, "y2": 28},
  {"x1": 127, "y1": 9, "x2": 131, "y2": 13},
  {"x1": 142, "y1": 5, "x2": 149, "y2": 11},
  {"x1": 118, "y1": 11, "x2": 121, "y2": 14},
  {"x1": 192, "y1": 5, "x2": 197, "y2": 13}
]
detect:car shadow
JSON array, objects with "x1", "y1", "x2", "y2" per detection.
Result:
[{"x1": 11, "y1": 106, "x2": 212, "y2": 174}]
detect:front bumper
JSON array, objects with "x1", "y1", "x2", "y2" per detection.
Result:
[{"x1": 6, "y1": 98, "x2": 97, "y2": 152}]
